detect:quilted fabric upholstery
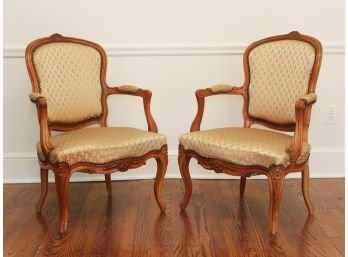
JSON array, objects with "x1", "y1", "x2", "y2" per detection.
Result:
[
  {"x1": 248, "y1": 40, "x2": 316, "y2": 124},
  {"x1": 179, "y1": 128, "x2": 310, "y2": 168},
  {"x1": 32, "y1": 42, "x2": 103, "y2": 123},
  {"x1": 37, "y1": 127, "x2": 167, "y2": 165}
]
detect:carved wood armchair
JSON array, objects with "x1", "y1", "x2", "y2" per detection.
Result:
[
  {"x1": 178, "y1": 31, "x2": 322, "y2": 236},
  {"x1": 26, "y1": 34, "x2": 168, "y2": 236}
]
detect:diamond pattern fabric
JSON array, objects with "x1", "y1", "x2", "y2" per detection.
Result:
[
  {"x1": 37, "y1": 127, "x2": 167, "y2": 165},
  {"x1": 180, "y1": 128, "x2": 310, "y2": 168}
]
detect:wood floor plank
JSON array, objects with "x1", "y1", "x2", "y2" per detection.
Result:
[{"x1": 3, "y1": 178, "x2": 344, "y2": 257}]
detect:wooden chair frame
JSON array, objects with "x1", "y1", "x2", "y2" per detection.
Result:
[
  {"x1": 26, "y1": 34, "x2": 168, "y2": 236},
  {"x1": 178, "y1": 31, "x2": 323, "y2": 236}
]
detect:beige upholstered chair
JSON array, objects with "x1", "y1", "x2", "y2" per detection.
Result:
[
  {"x1": 26, "y1": 34, "x2": 168, "y2": 236},
  {"x1": 178, "y1": 31, "x2": 322, "y2": 236}
]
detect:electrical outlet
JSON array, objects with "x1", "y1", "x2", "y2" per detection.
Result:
[{"x1": 325, "y1": 104, "x2": 337, "y2": 125}]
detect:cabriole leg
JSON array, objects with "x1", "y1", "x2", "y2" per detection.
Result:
[
  {"x1": 154, "y1": 151, "x2": 168, "y2": 212},
  {"x1": 267, "y1": 168, "x2": 286, "y2": 236},
  {"x1": 54, "y1": 170, "x2": 71, "y2": 237},
  {"x1": 36, "y1": 168, "x2": 49, "y2": 213},
  {"x1": 302, "y1": 163, "x2": 314, "y2": 215},
  {"x1": 178, "y1": 147, "x2": 192, "y2": 210}
]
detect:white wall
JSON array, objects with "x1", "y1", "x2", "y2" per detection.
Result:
[{"x1": 4, "y1": 0, "x2": 344, "y2": 183}]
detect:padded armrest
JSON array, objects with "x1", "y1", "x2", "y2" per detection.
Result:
[
  {"x1": 190, "y1": 84, "x2": 243, "y2": 132},
  {"x1": 207, "y1": 84, "x2": 235, "y2": 94},
  {"x1": 29, "y1": 92, "x2": 44, "y2": 103},
  {"x1": 117, "y1": 85, "x2": 139, "y2": 94},
  {"x1": 106, "y1": 85, "x2": 158, "y2": 132},
  {"x1": 299, "y1": 93, "x2": 317, "y2": 105}
]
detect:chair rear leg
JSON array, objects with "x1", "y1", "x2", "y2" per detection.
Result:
[
  {"x1": 302, "y1": 163, "x2": 314, "y2": 215},
  {"x1": 54, "y1": 170, "x2": 71, "y2": 237},
  {"x1": 36, "y1": 168, "x2": 49, "y2": 213},
  {"x1": 105, "y1": 174, "x2": 112, "y2": 197},
  {"x1": 240, "y1": 176, "x2": 247, "y2": 199},
  {"x1": 178, "y1": 147, "x2": 192, "y2": 210},
  {"x1": 154, "y1": 151, "x2": 168, "y2": 212}
]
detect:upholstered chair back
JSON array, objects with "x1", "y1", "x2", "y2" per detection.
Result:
[
  {"x1": 31, "y1": 41, "x2": 103, "y2": 124},
  {"x1": 247, "y1": 39, "x2": 316, "y2": 124}
]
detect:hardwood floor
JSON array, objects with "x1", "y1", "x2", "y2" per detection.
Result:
[{"x1": 4, "y1": 178, "x2": 344, "y2": 257}]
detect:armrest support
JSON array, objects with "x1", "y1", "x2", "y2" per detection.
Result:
[
  {"x1": 29, "y1": 93, "x2": 53, "y2": 156},
  {"x1": 190, "y1": 84, "x2": 244, "y2": 132},
  {"x1": 288, "y1": 93, "x2": 317, "y2": 162},
  {"x1": 106, "y1": 85, "x2": 158, "y2": 132}
]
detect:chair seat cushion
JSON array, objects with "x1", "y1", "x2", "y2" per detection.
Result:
[
  {"x1": 179, "y1": 128, "x2": 310, "y2": 168},
  {"x1": 37, "y1": 127, "x2": 167, "y2": 166}
]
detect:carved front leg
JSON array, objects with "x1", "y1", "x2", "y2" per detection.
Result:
[
  {"x1": 302, "y1": 163, "x2": 314, "y2": 215},
  {"x1": 54, "y1": 168, "x2": 72, "y2": 237},
  {"x1": 36, "y1": 168, "x2": 49, "y2": 212},
  {"x1": 267, "y1": 166, "x2": 286, "y2": 236},
  {"x1": 178, "y1": 146, "x2": 192, "y2": 210},
  {"x1": 154, "y1": 146, "x2": 168, "y2": 212}
]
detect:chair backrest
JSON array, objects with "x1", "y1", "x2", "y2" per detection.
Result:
[
  {"x1": 243, "y1": 31, "x2": 322, "y2": 130},
  {"x1": 26, "y1": 34, "x2": 108, "y2": 130}
]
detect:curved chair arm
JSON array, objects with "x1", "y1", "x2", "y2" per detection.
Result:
[
  {"x1": 190, "y1": 84, "x2": 244, "y2": 132},
  {"x1": 288, "y1": 93, "x2": 317, "y2": 162},
  {"x1": 29, "y1": 92, "x2": 53, "y2": 156},
  {"x1": 106, "y1": 85, "x2": 158, "y2": 132}
]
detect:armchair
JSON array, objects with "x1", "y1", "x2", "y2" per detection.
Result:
[
  {"x1": 26, "y1": 34, "x2": 168, "y2": 236},
  {"x1": 178, "y1": 31, "x2": 322, "y2": 236}
]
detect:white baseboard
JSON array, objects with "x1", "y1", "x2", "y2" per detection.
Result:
[{"x1": 3, "y1": 149, "x2": 344, "y2": 184}]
